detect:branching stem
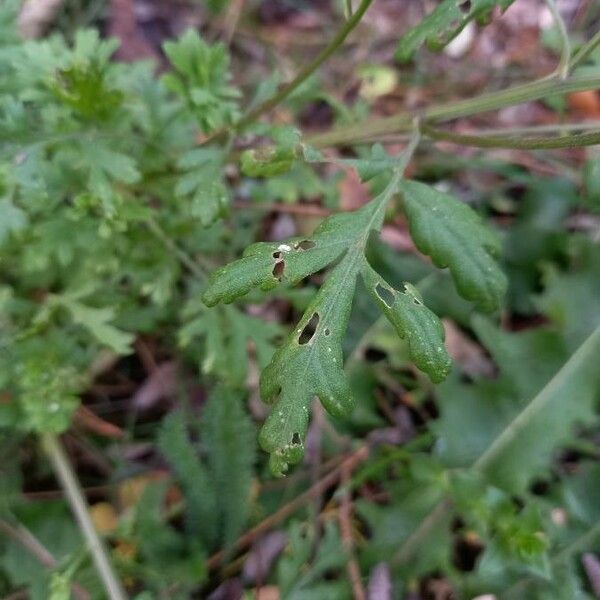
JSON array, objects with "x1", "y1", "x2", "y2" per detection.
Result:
[
  {"x1": 307, "y1": 74, "x2": 600, "y2": 148},
  {"x1": 569, "y1": 29, "x2": 600, "y2": 71},
  {"x1": 421, "y1": 124, "x2": 600, "y2": 150}
]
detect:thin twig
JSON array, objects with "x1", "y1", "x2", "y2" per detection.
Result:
[
  {"x1": 206, "y1": 445, "x2": 370, "y2": 571},
  {"x1": 0, "y1": 518, "x2": 90, "y2": 600},
  {"x1": 306, "y1": 73, "x2": 600, "y2": 148},
  {"x1": 41, "y1": 433, "x2": 128, "y2": 600},
  {"x1": 204, "y1": 0, "x2": 374, "y2": 143},
  {"x1": 338, "y1": 461, "x2": 366, "y2": 600},
  {"x1": 145, "y1": 217, "x2": 206, "y2": 280},
  {"x1": 544, "y1": 0, "x2": 571, "y2": 79},
  {"x1": 569, "y1": 29, "x2": 600, "y2": 71}
]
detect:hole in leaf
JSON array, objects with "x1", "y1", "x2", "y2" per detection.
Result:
[
  {"x1": 273, "y1": 251, "x2": 282, "y2": 259},
  {"x1": 458, "y1": 0, "x2": 471, "y2": 13},
  {"x1": 298, "y1": 312, "x2": 320, "y2": 344},
  {"x1": 452, "y1": 531, "x2": 483, "y2": 572},
  {"x1": 291, "y1": 432, "x2": 301, "y2": 445},
  {"x1": 365, "y1": 347, "x2": 386, "y2": 362},
  {"x1": 324, "y1": 328, "x2": 331, "y2": 336},
  {"x1": 272, "y1": 260, "x2": 285, "y2": 280},
  {"x1": 294, "y1": 239, "x2": 316, "y2": 250},
  {"x1": 375, "y1": 283, "x2": 395, "y2": 307}
]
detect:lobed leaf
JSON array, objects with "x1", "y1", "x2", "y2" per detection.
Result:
[
  {"x1": 361, "y1": 264, "x2": 451, "y2": 383},
  {"x1": 259, "y1": 260, "x2": 358, "y2": 476},
  {"x1": 202, "y1": 207, "x2": 371, "y2": 307},
  {"x1": 400, "y1": 180, "x2": 507, "y2": 312},
  {"x1": 395, "y1": 0, "x2": 516, "y2": 63},
  {"x1": 204, "y1": 166, "x2": 457, "y2": 474}
]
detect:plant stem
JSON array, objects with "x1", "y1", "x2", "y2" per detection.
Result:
[
  {"x1": 205, "y1": 0, "x2": 373, "y2": 142},
  {"x1": 41, "y1": 433, "x2": 128, "y2": 600},
  {"x1": 421, "y1": 124, "x2": 600, "y2": 150},
  {"x1": 145, "y1": 217, "x2": 206, "y2": 281},
  {"x1": 544, "y1": 0, "x2": 570, "y2": 79},
  {"x1": 307, "y1": 73, "x2": 600, "y2": 147},
  {"x1": 569, "y1": 29, "x2": 600, "y2": 71},
  {"x1": 241, "y1": 0, "x2": 373, "y2": 125}
]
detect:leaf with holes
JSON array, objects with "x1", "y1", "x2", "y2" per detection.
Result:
[
  {"x1": 203, "y1": 154, "x2": 453, "y2": 474},
  {"x1": 395, "y1": 0, "x2": 516, "y2": 62},
  {"x1": 400, "y1": 180, "x2": 507, "y2": 312},
  {"x1": 361, "y1": 264, "x2": 451, "y2": 383},
  {"x1": 201, "y1": 207, "x2": 371, "y2": 307}
]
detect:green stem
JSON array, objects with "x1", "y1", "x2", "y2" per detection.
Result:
[
  {"x1": 206, "y1": 0, "x2": 373, "y2": 142},
  {"x1": 544, "y1": 0, "x2": 570, "y2": 79},
  {"x1": 145, "y1": 217, "x2": 206, "y2": 281},
  {"x1": 240, "y1": 0, "x2": 372, "y2": 127},
  {"x1": 41, "y1": 433, "x2": 128, "y2": 600},
  {"x1": 307, "y1": 73, "x2": 600, "y2": 147},
  {"x1": 421, "y1": 124, "x2": 600, "y2": 150},
  {"x1": 569, "y1": 29, "x2": 600, "y2": 71}
]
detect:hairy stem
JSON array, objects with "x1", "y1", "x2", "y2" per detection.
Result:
[
  {"x1": 307, "y1": 73, "x2": 600, "y2": 147},
  {"x1": 421, "y1": 124, "x2": 600, "y2": 150},
  {"x1": 41, "y1": 433, "x2": 128, "y2": 600}
]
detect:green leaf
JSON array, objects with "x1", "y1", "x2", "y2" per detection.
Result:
[
  {"x1": 474, "y1": 324, "x2": 600, "y2": 493},
  {"x1": 157, "y1": 411, "x2": 217, "y2": 542},
  {"x1": 536, "y1": 239, "x2": 600, "y2": 351},
  {"x1": 52, "y1": 295, "x2": 134, "y2": 354},
  {"x1": 162, "y1": 29, "x2": 240, "y2": 132},
  {"x1": 0, "y1": 198, "x2": 27, "y2": 245},
  {"x1": 175, "y1": 148, "x2": 230, "y2": 226},
  {"x1": 179, "y1": 302, "x2": 281, "y2": 387},
  {"x1": 395, "y1": 0, "x2": 516, "y2": 62},
  {"x1": 277, "y1": 521, "x2": 350, "y2": 600},
  {"x1": 199, "y1": 386, "x2": 255, "y2": 549},
  {"x1": 361, "y1": 264, "x2": 451, "y2": 382},
  {"x1": 240, "y1": 146, "x2": 297, "y2": 178},
  {"x1": 50, "y1": 61, "x2": 123, "y2": 121},
  {"x1": 436, "y1": 321, "x2": 600, "y2": 494},
  {"x1": 18, "y1": 359, "x2": 81, "y2": 433},
  {"x1": 203, "y1": 154, "x2": 452, "y2": 474},
  {"x1": 400, "y1": 179, "x2": 507, "y2": 312},
  {"x1": 158, "y1": 389, "x2": 255, "y2": 550}
]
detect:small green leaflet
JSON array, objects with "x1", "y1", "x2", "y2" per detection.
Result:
[
  {"x1": 203, "y1": 150, "x2": 455, "y2": 475},
  {"x1": 400, "y1": 180, "x2": 507, "y2": 312},
  {"x1": 0, "y1": 198, "x2": 27, "y2": 245},
  {"x1": 49, "y1": 294, "x2": 134, "y2": 354},
  {"x1": 176, "y1": 148, "x2": 229, "y2": 226},
  {"x1": 162, "y1": 29, "x2": 240, "y2": 133},
  {"x1": 395, "y1": 0, "x2": 516, "y2": 62},
  {"x1": 362, "y1": 265, "x2": 451, "y2": 382},
  {"x1": 158, "y1": 388, "x2": 255, "y2": 550},
  {"x1": 179, "y1": 302, "x2": 281, "y2": 387}
]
